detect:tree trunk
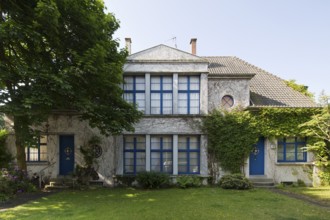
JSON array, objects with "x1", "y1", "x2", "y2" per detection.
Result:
[{"x1": 13, "y1": 117, "x2": 27, "y2": 171}]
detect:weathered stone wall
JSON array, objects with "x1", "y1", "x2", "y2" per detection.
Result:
[
  {"x1": 244, "y1": 137, "x2": 315, "y2": 186},
  {"x1": 208, "y1": 78, "x2": 250, "y2": 111},
  {"x1": 5, "y1": 114, "x2": 119, "y2": 186},
  {"x1": 127, "y1": 116, "x2": 203, "y2": 134}
]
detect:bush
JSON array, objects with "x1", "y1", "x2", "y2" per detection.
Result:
[
  {"x1": 176, "y1": 176, "x2": 202, "y2": 189},
  {"x1": 219, "y1": 174, "x2": 253, "y2": 190},
  {"x1": 0, "y1": 166, "x2": 37, "y2": 201},
  {"x1": 0, "y1": 130, "x2": 13, "y2": 168},
  {"x1": 136, "y1": 171, "x2": 170, "y2": 189},
  {"x1": 115, "y1": 175, "x2": 136, "y2": 187}
]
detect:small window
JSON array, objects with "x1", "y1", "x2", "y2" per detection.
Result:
[
  {"x1": 25, "y1": 136, "x2": 48, "y2": 162},
  {"x1": 277, "y1": 137, "x2": 307, "y2": 162},
  {"x1": 221, "y1": 95, "x2": 234, "y2": 108}
]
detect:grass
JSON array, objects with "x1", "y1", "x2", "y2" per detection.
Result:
[
  {"x1": 280, "y1": 186, "x2": 330, "y2": 206},
  {"x1": 1, "y1": 187, "x2": 330, "y2": 220}
]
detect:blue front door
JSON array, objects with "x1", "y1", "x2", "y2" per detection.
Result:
[
  {"x1": 249, "y1": 137, "x2": 265, "y2": 175},
  {"x1": 59, "y1": 135, "x2": 75, "y2": 175}
]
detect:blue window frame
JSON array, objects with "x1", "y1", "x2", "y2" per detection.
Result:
[
  {"x1": 124, "y1": 136, "x2": 146, "y2": 174},
  {"x1": 178, "y1": 76, "x2": 200, "y2": 114},
  {"x1": 277, "y1": 137, "x2": 307, "y2": 162},
  {"x1": 151, "y1": 136, "x2": 173, "y2": 173},
  {"x1": 151, "y1": 76, "x2": 173, "y2": 114},
  {"x1": 178, "y1": 136, "x2": 200, "y2": 174},
  {"x1": 25, "y1": 136, "x2": 47, "y2": 162},
  {"x1": 123, "y1": 76, "x2": 145, "y2": 112}
]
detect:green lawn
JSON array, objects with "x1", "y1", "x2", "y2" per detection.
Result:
[
  {"x1": 1, "y1": 187, "x2": 329, "y2": 220},
  {"x1": 281, "y1": 186, "x2": 330, "y2": 206}
]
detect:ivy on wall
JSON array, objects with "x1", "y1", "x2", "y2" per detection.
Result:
[
  {"x1": 203, "y1": 107, "x2": 321, "y2": 177},
  {"x1": 252, "y1": 107, "x2": 321, "y2": 137},
  {"x1": 203, "y1": 109, "x2": 259, "y2": 175}
]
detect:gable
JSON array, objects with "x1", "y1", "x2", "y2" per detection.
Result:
[
  {"x1": 127, "y1": 44, "x2": 207, "y2": 63},
  {"x1": 124, "y1": 45, "x2": 209, "y2": 73}
]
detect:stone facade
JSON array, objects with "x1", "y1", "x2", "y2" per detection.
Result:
[{"x1": 4, "y1": 42, "x2": 317, "y2": 186}]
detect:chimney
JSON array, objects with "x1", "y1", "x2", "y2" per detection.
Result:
[
  {"x1": 190, "y1": 38, "x2": 197, "y2": 55},
  {"x1": 125, "y1": 38, "x2": 132, "y2": 55}
]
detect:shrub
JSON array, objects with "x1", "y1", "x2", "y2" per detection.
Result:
[
  {"x1": 219, "y1": 174, "x2": 253, "y2": 190},
  {"x1": 136, "y1": 171, "x2": 170, "y2": 189},
  {"x1": 0, "y1": 166, "x2": 37, "y2": 201},
  {"x1": 176, "y1": 176, "x2": 202, "y2": 189},
  {"x1": 115, "y1": 175, "x2": 136, "y2": 187},
  {"x1": 0, "y1": 130, "x2": 13, "y2": 168}
]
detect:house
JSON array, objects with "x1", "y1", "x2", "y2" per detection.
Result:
[{"x1": 5, "y1": 38, "x2": 318, "y2": 186}]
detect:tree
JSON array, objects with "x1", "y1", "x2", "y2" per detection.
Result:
[
  {"x1": 300, "y1": 97, "x2": 330, "y2": 184},
  {"x1": 285, "y1": 79, "x2": 314, "y2": 98},
  {"x1": 0, "y1": 0, "x2": 142, "y2": 170}
]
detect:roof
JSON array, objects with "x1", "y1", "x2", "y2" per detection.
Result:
[{"x1": 204, "y1": 56, "x2": 317, "y2": 108}]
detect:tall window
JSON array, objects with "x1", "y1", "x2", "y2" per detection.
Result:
[
  {"x1": 124, "y1": 136, "x2": 146, "y2": 174},
  {"x1": 151, "y1": 136, "x2": 173, "y2": 173},
  {"x1": 178, "y1": 76, "x2": 200, "y2": 114},
  {"x1": 151, "y1": 76, "x2": 173, "y2": 114},
  {"x1": 123, "y1": 76, "x2": 145, "y2": 112},
  {"x1": 25, "y1": 136, "x2": 47, "y2": 162},
  {"x1": 277, "y1": 137, "x2": 307, "y2": 162},
  {"x1": 178, "y1": 136, "x2": 200, "y2": 174}
]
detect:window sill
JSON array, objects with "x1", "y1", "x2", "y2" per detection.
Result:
[
  {"x1": 26, "y1": 161, "x2": 49, "y2": 166},
  {"x1": 142, "y1": 114, "x2": 206, "y2": 118},
  {"x1": 275, "y1": 162, "x2": 314, "y2": 166}
]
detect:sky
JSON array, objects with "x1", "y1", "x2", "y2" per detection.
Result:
[{"x1": 103, "y1": 0, "x2": 330, "y2": 99}]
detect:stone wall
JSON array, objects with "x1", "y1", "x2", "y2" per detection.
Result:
[{"x1": 208, "y1": 78, "x2": 250, "y2": 111}]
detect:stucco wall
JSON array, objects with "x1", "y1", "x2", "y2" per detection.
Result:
[
  {"x1": 208, "y1": 78, "x2": 250, "y2": 111},
  {"x1": 5, "y1": 114, "x2": 119, "y2": 186}
]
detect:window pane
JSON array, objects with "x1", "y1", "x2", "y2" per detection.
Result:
[
  {"x1": 124, "y1": 77, "x2": 134, "y2": 91},
  {"x1": 136, "y1": 152, "x2": 146, "y2": 166},
  {"x1": 178, "y1": 137, "x2": 187, "y2": 150},
  {"x1": 190, "y1": 76, "x2": 200, "y2": 90},
  {"x1": 178, "y1": 76, "x2": 188, "y2": 90},
  {"x1": 40, "y1": 145, "x2": 47, "y2": 161},
  {"x1": 151, "y1": 77, "x2": 161, "y2": 90},
  {"x1": 163, "y1": 141, "x2": 172, "y2": 150},
  {"x1": 125, "y1": 166, "x2": 134, "y2": 173},
  {"x1": 286, "y1": 144, "x2": 295, "y2": 161},
  {"x1": 123, "y1": 93, "x2": 133, "y2": 103},
  {"x1": 151, "y1": 137, "x2": 161, "y2": 150},
  {"x1": 189, "y1": 166, "x2": 199, "y2": 173},
  {"x1": 135, "y1": 76, "x2": 145, "y2": 91},
  {"x1": 277, "y1": 144, "x2": 284, "y2": 161}
]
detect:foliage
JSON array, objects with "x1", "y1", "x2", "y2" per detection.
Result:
[
  {"x1": 253, "y1": 107, "x2": 320, "y2": 137},
  {"x1": 0, "y1": 166, "x2": 36, "y2": 201},
  {"x1": 0, "y1": 0, "x2": 142, "y2": 170},
  {"x1": 203, "y1": 109, "x2": 259, "y2": 175},
  {"x1": 176, "y1": 175, "x2": 202, "y2": 189},
  {"x1": 0, "y1": 130, "x2": 13, "y2": 168},
  {"x1": 75, "y1": 136, "x2": 101, "y2": 185},
  {"x1": 136, "y1": 171, "x2": 170, "y2": 189},
  {"x1": 115, "y1": 175, "x2": 136, "y2": 187},
  {"x1": 285, "y1": 79, "x2": 314, "y2": 98},
  {"x1": 299, "y1": 106, "x2": 330, "y2": 185},
  {"x1": 219, "y1": 173, "x2": 253, "y2": 190}
]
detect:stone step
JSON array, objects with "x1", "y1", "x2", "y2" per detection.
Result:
[{"x1": 249, "y1": 176, "x2": 275, "y2": 188}]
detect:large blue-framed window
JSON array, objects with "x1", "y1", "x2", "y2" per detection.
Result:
[
  {"x1": 151, "y1": 136, "x2": 173, "y2": 173},
  {"x1": 25, "y1": 136, "x2": 47, "y2": 162},
  {"x1": 178, "y1": 76, "x2": 200, "y2": 114},
  {"x1": 151, "y1": 76, "x2": 173, "y2": 114},
  {"x1": 124, "y1": 136, "x2": 146, "y2": 174},
  {"x1": 178, "y1": 136, "x2": 200, "y2": 174},
  {"x1": 277, "y1": 137, "x2": 307, "y2": 162},
  {"x1": 123, "y1": 76, "x2": 145, "y2": 112}
]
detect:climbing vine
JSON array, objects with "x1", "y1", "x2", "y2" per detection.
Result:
[
  {"x1": 203, "y1": 107, "x2": 321, "y2": 180},
  {"x1": 203, "y1": 109, "x2": 259, "y2": 176},
  {"x1": 252, "y1": 107, "x2": 321, "y2": 137}
]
